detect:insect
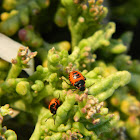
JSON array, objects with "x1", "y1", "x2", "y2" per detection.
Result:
[
  {"x1": 61, "y1": 71, "x2": 86, "y2": 91},
  {"x1": 49, "y1": 98, "x2": 60, "y2": 115},
  {"x1": 69, "y1": 71, "x2": 86, "y2": 91},
  {"x1": 45, "y1": 97, "x2": 60, "y2": 124}
]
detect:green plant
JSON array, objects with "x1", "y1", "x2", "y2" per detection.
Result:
[{"x1": 0, "y1": 0, "x2": 139, "y2": 140}]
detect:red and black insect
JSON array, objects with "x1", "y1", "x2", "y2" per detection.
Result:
[
  {"x1": 45, "y1": 97, "x2": 60, "y2": 124},
  {"x1": 49, "y1": 98, "x2": 60, "y2": 115},
  {"x1": 63, "y1": 71, "x2": 86, "y2": 91},
  {"x1": 62, "y1": 70, "x2": 94, "y2": 91}
]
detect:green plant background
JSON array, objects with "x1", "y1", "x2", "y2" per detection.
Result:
[{"x1": 0, "y1": 0, "x2": 140, "y2": 140}]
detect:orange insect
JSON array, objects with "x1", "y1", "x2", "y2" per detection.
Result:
[
  {"x1": 69, "y1": 71, "x2": 86, "y2": 91},
  {"x1": 45, "y1": 97, "x2": 60, "y2": 124},
  {"x1": 62, "y1": 70, "x2": 94, "y2": 91},
  {"x1": 49, "y1": 98, "x2": 60, "y2": 115}
]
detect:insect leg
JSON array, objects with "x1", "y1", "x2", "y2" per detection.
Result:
[{"x1": 60, "y1": 77, "x2": 71, "y2": 85}]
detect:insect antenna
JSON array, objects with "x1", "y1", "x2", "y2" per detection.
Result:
[
  {"x1": 57, "y1": 93, "x2": 60, "y2": 100},
  {"x1": 87, "y1": 83, "x2": 95, "y2": 88},
  {"x1": 72, "y1": 89, "x2": 77, "y2": 92},
  {"x1": 52, "y1": 115, "x2": 55, "y2": 125},
  {"x1": 45, "y1": 114, "x2": 55, "y2": 125},
  {"x1": 45, "y1": 115, "x2": 52, "y2": 122}
]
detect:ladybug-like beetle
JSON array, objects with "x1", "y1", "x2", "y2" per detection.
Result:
[
  {"x1": 69, "y1": 71, "x2": 86, "y2": 91},
  {"x1": 49, "y1": 98, "x2": 60, "y2": 115}
]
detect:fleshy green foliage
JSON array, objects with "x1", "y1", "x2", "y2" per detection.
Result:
[
  {"x1": 6, "y1": 46, "x2": 37, "y2": 80},
  {"x1": 0, "y1": 0, "x2": 140, "y2": 140},
  {"x1": 0, "y1": 59, "x2": 10, "y2": 80},
  {"x1": 0, "y1": 0, "x2": 49, "y2": 36},
  {"x1": 0, "y1": 104, "x2": 17, "y2": 140},
  {"x1": 61, "y1": 0, "x2": 108, "y2": 50},
  {"x1": 18, "y1": 25, "x2": 44, "y2": 48}
]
